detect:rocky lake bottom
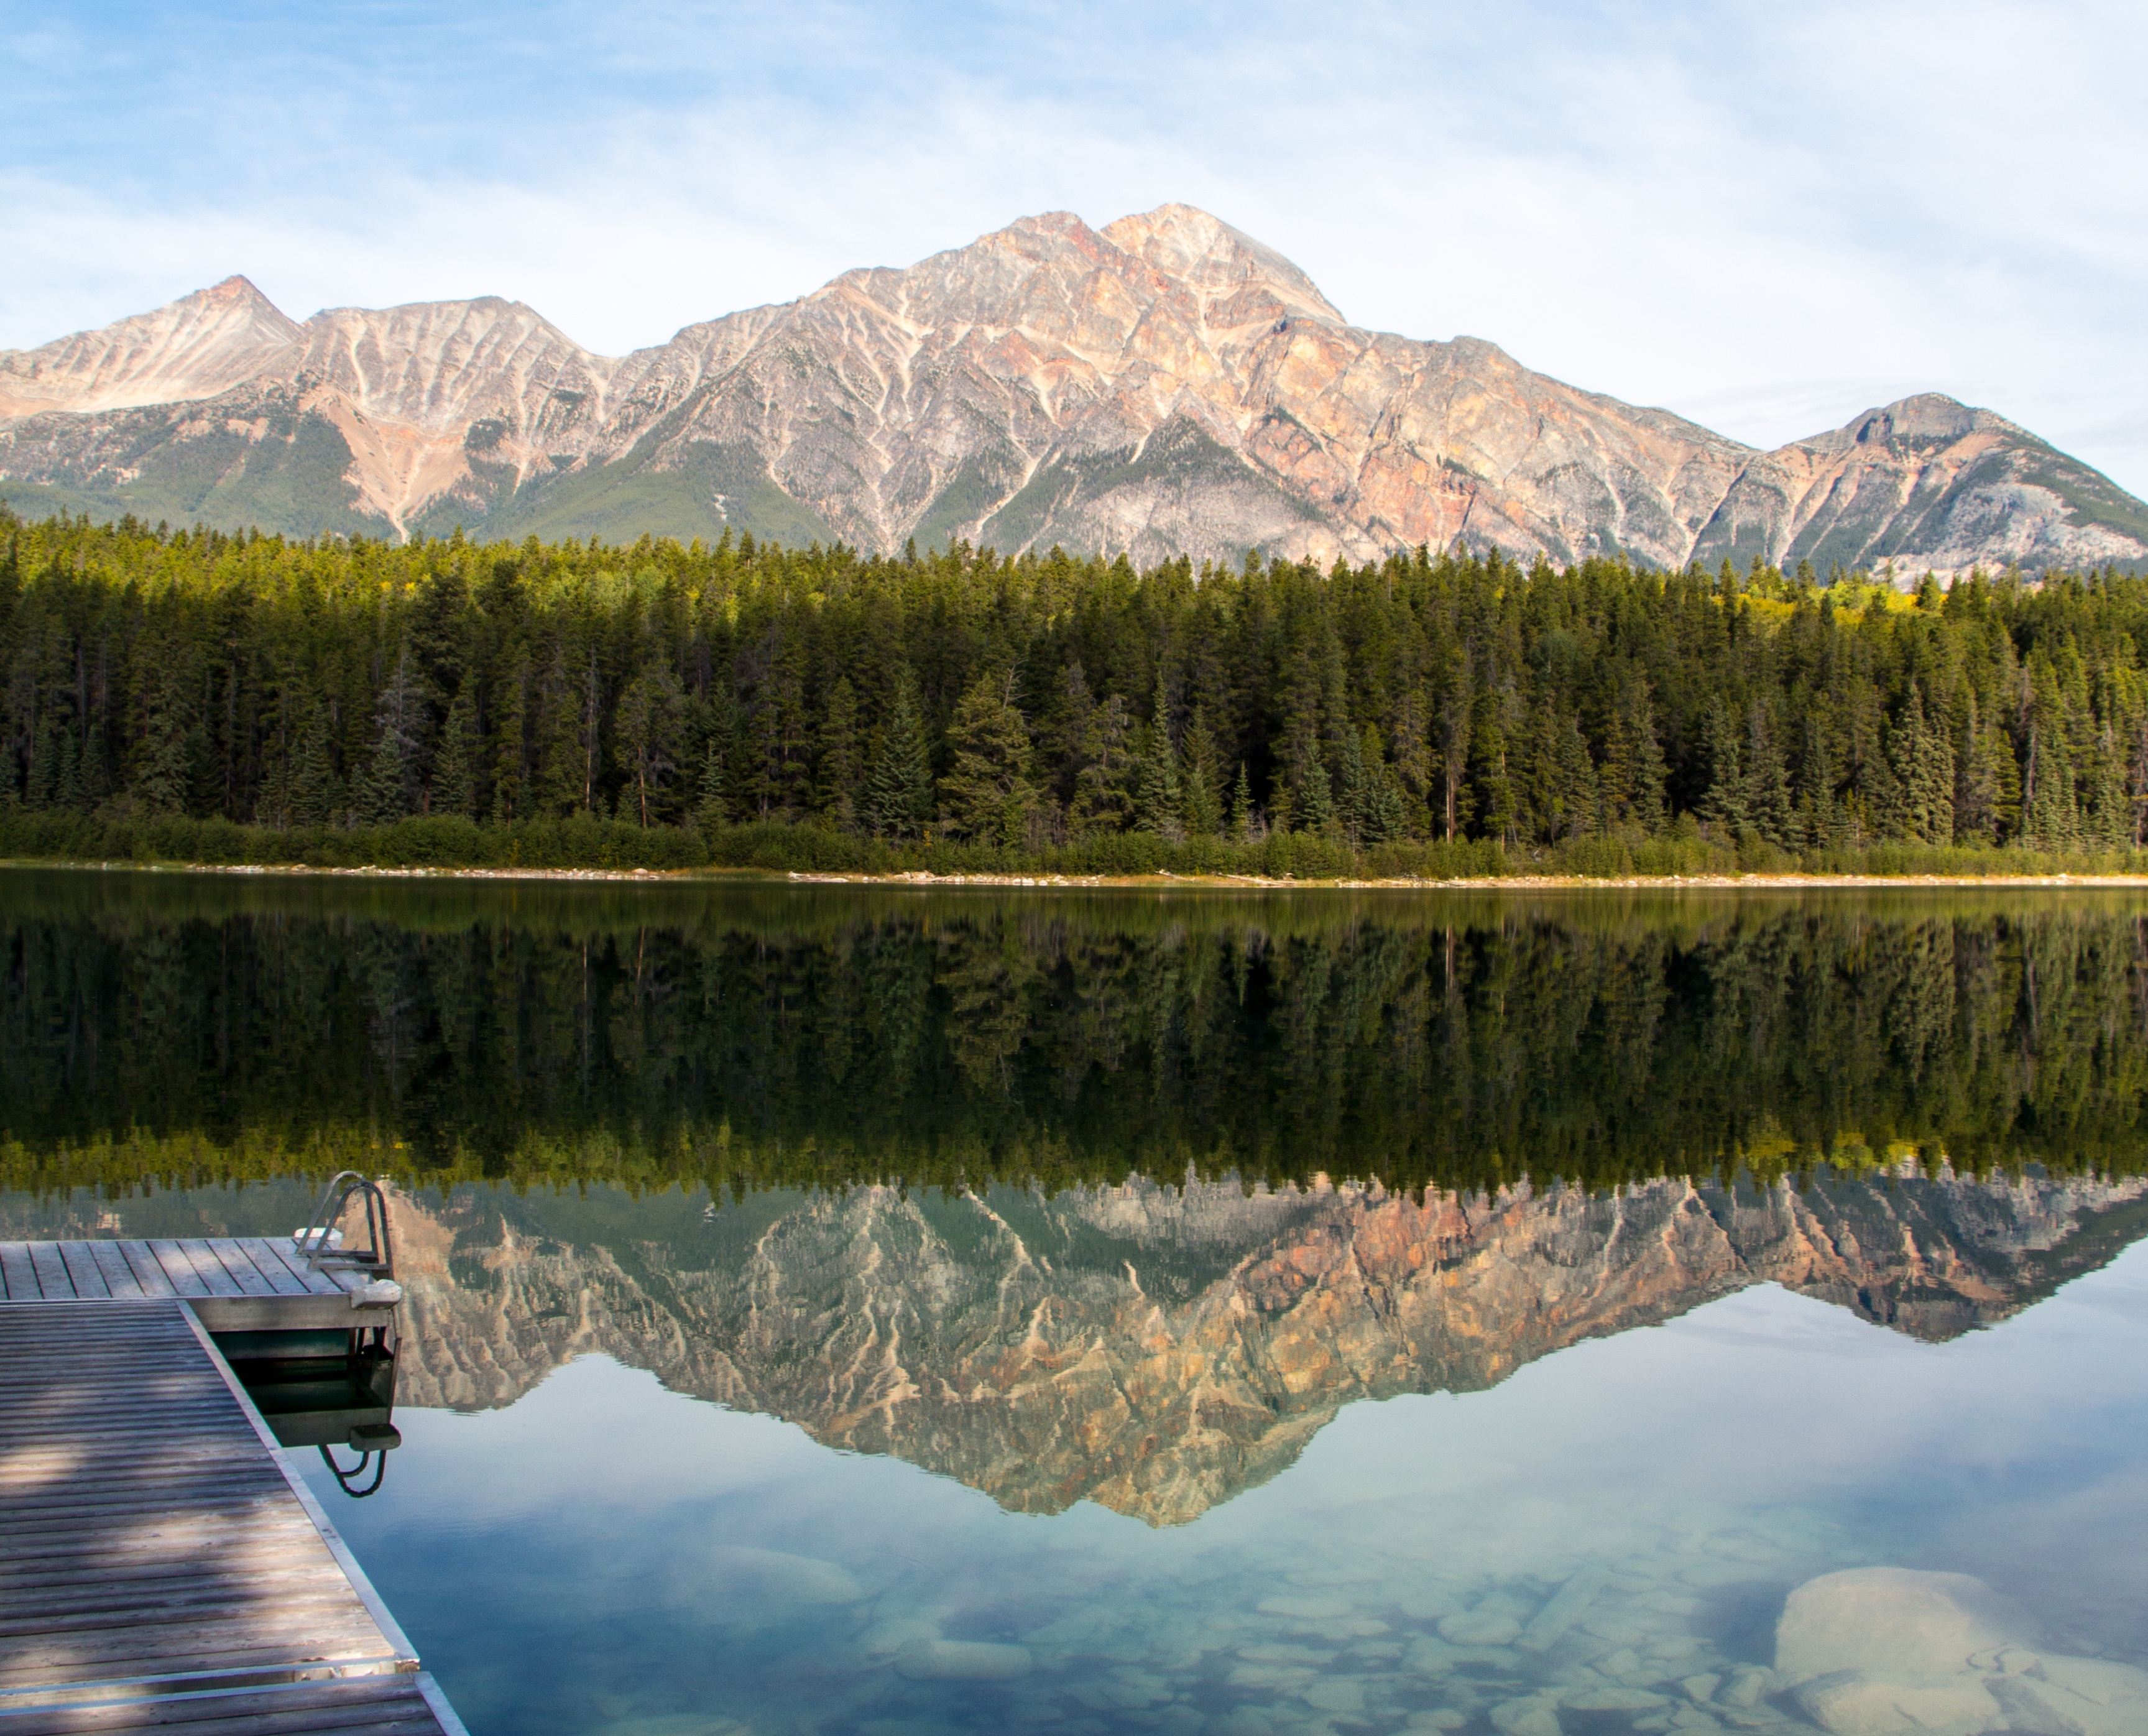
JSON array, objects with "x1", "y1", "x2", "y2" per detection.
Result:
[{"x1": 280, "y1": 1247, "x2": 2148, "y2": 1736}]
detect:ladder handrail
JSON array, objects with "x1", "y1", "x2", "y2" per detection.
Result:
[{"x1": 293, "y1": 1171, "x2": 395, "y2": 1279}]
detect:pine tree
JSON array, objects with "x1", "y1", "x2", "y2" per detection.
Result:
[
  {"x1": 1743, "y1": 701, "x2": 1799, "y2": 849},
  {"x1": 1069, "y1": 692, "x2": 1135, "y2": 834},
  {"x1": 865, "y1": 664, "x2": 933, "y2": 839},
  {"x1": 1358, "y1": 724, "x2": 1407, "y2": 844},
  {"x1": 1297, "y1": 754, "x2": 1337, "y2": 837},
  {"x1": 1336, "y1": 722, "x2": 1371, "y2": 844},
  {"x1": 1133, "y1": 677, "x2": 1183, "y2": 841},
  {"x1": 1887, "y1": 686, "x2": 1955, "y2": 846},
  {"x1": 1546, "y1": 709, "x2": 1600, "y2": 842},
  {"x1": 816, "y1": 676, "x2": 862, "y2": 831},
  {"x1": 433, "y1": 687, "x2": 484, "y2": 820},
  {"x1": 1229, "y1": 764, "x2": 1256, "y2": 843},
  {"x1": 938, "y1": 671, "x2": 1036, "y2": 844},
  {"x1": 1434, "y1": 644, "x2": 1475, "y2": 841},
  {"x1": 356, "y1": 651, "x2": 424, "y2": 824},
  {"x1": 1697, "y1": 699, "x2": 1748, "y2": 835},
  {"x1": 290, "y1": 699, "x2": 339, "y2": 828},
  {"x1": 1181, "y1": 704, "x2": 1224, "y2": 838},
  {"x1": 696, "y1": 683, "x2": 739, "y2": 831},
  {"x1": 1387, "y1": 688, "x2": 1434, "y2": 840},
  {"x1": 489, "y1": 659, "x2": 528, "y2": 826},
  {"x1": 613, "y1": 669, "x2": 685, "y2": 827},
  {"x1": 1602, "y1": 673, "x2": 1666, "y2": 831},
  {"x1": 695, "y1": 735, "x2": 729, "y2": 831},
  {"x1": 134, "y1": 663, "x2": 194, "y2": 817},
  {"x1": 533, "y1": 648, "x2": 595, "y2": 818}
]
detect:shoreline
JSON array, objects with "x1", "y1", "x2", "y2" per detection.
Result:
[{"x1": 10, "y1": 857, "x2": 2148, "y2": 892}]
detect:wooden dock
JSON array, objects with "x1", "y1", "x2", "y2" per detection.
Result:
[
  {"x1": 0, "y1": 1250, "x2": 467, "y2": 1734},
  {"x1": 0, "y1": 1237, "x2": 382, "y2": 1331}
]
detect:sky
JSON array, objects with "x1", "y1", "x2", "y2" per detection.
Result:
[{"x1": 4, "y1": 0, "x2": 2146, "y2": 493}]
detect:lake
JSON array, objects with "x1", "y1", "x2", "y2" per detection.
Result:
[{"x1": 5, "y1": 869, "x2": 2147, "y2": 1736}]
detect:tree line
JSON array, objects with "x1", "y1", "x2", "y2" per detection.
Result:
[
  {"x1": 8, "y1": 874, "x2": 2147, "y2": 1198},
  {"x1": 6, "y1": 506, "x2": 2148, "y2": 870}
]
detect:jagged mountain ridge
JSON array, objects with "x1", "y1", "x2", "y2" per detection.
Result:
[
  {"x1": 388, "y1": 1170, "x2": 2148, "y2": 1527},
  {"x1": 4, "y1": 206, "x2": 2145, "y2": 572}
]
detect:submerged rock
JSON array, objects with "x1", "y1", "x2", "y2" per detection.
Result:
[
  {"x1": 892, "y1": 1637, "x2": 1033, "y2": 1681},
  {"x1": 1440, "y1": 1610, "x2": 1524, "y2": 1646},
  {"x1": 705, "y1": 1544, "x2": 864, "y2": 1606},
  {"x1": 859, "y1": 1616, "x2": 943, "y2": 1656},
  {"x1": 1987, "y1": 1655, "x2": 2148, "y2": 1736},
  {"x1": 1774, "y1": 1566, "x2": 2148, "y2": 1736},
  {"x1": 1490, "y1": 1697, "x2": 1562, "y2": 1736},
  {"x1": 1792, "y1": 1671, "x2": 2003, "y2": 1736},
  {"x1": 1775, "y1": 1568, "x2": 2037, "y2": 1684}
]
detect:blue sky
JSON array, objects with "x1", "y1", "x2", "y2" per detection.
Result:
[{"x1": 6, "y1": 0, "x2": 2146, "y2": 492}]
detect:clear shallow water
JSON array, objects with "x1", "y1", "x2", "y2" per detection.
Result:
[
  {"x1": 277, "y1": 1254, "x2": 2148, "y2": 1736},
  {"x1": 6, "y1": 870, "x2": 2148, "y2": 1735}
]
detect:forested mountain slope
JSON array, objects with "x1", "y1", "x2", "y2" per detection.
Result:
[{"x1": 4, "y1": 206, "x2": 2143, "y2": 571}]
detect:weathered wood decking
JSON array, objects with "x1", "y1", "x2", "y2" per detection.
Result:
[
  {"x1": 0, "y1": 1277, "x2": 466, "y2": 1734},
  {"x1": 0, "y1": 1240, "x2": 379, "y2": 1332}
]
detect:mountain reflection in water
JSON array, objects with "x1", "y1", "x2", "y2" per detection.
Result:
[{"x1": 377, "y1": 1168, "x2": 2147, "y2": 1526}]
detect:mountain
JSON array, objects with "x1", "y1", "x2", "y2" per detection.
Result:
[
  {"x1": 4, "y1": 206, "x2": 2145, "y2": 572},
  {"x1": 385, "y1": 1169, "x2": 2148, "y2": 1527}
]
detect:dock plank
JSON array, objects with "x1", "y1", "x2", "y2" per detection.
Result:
[
  {"x1": 0, "y1": 1301, "x2": 459, "y2": 1736},
  {"x1": 200, "y1": 1244, "x2": 278, "y2": 1300},
  {"x1": 58, "y1": 1245, "x2": 114, "y2": 1301},
  {"x1": 171, "y1": 1243, "x2": 246, "y2": 1300},
  {"x1": 1, "y1": 1243, "x2": 38, "y2": 1300},
  {"x1": 231, "y1": 1241, "x2": 310, "y2": 1298},
  {"x1": 87, "y1": 1244, "x2": 147, "y2": 1300},
  {"x1": 0, "y1": 1673, "x2": 460, "y2": 1734},
  {"x1": 116, "y1": 1244, "x2": 179, "y2": 1299},
  {"x1": 145, "y1": 1243, "x2": 213, "y2": 1298},
  {"x1": 29, "y1": 1242, "x2": 74, "y2": 1298},
  {"x1": 252, "y1": 1237, "x2": 349, "y2": 1298}
]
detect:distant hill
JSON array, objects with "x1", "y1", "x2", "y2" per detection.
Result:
[{"x1": 4, "y1": 205, "x2": 2144, "y2": 571}]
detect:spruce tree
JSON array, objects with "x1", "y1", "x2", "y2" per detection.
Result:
[
  {"x1": 134, "y1": 665, "x2": 194, "y2": 817},
  {"x1": 356, "y1": 651, "x2": 424, "y2": 825},
  {"x1": 1742, "y1": 702, "x2": 1797, "y2": 849},
  {"x1": 1133, "y1": 676, "x2": 1183, "y2": 840},
  {"x1": 490, "y1": 660, "x2": 528, "y2": 826},
  {"x1": 1697, "y1": 699, "x2": 1749, "y2": 835},
  {"x1": 865, "y1": 665, "x2": 933, "y2": 839},
  {"x1": 1359, "y1": 725, "x2": 1407, "y2": 844},
  {"x1": 433, "y1": 688, "x2": 484, "y2": 820},
  {"x1": 816, "y1": 676, "x2": 862, "y2": 831},
  {"x1": 1069, "y1": 693, "x2": 1135, "y2": 833},
  {"x1": 613, "y1": 670, "x2": 685, "y2": 827},
  {"x1": 1229, "y1": 764, "x2": 1256, "y2": 843},
  {"x1": 290, "y1": 699, "x2": 338, "y2": 828},
  {"x1": 1181, "y1": 705, "x2": 1224, "y2": 838},
  {"x1": 937, "y1": 671, "x2": 1035, "y2": 844},
  {"x1": 1297, "y1": 754, "x2": 1337, "y2": 837},
  {"x1": 1335, "y1": 723, "x2": 1370, "y2": 843}
]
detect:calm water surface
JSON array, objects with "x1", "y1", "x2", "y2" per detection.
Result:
[{"x1": 5, "y1": 870, "x2": 2147, "y2": 1736}]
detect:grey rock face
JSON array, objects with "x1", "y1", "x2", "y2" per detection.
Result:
[{"x1": 7, "y1": 208, "x2": 2140, "y2": 573}]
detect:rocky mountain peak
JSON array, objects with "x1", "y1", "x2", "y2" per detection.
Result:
[
  {"x1": 0, "y1": 274, "x2": 303, "y2": 419},
  {"x1": 4, "y1": 208, "x2": 2144, "y2": 573},
  {"x1": 1840, "y1": 393, "x2": 1998, "y2": 447},
  {"x1": 1100, "y1": 203, "x2": 1345, "y2": 325}
]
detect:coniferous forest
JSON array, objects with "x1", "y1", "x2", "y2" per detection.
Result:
[{"x1": 7, "y1": 505, "x2": 2148, "y2": 877}]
